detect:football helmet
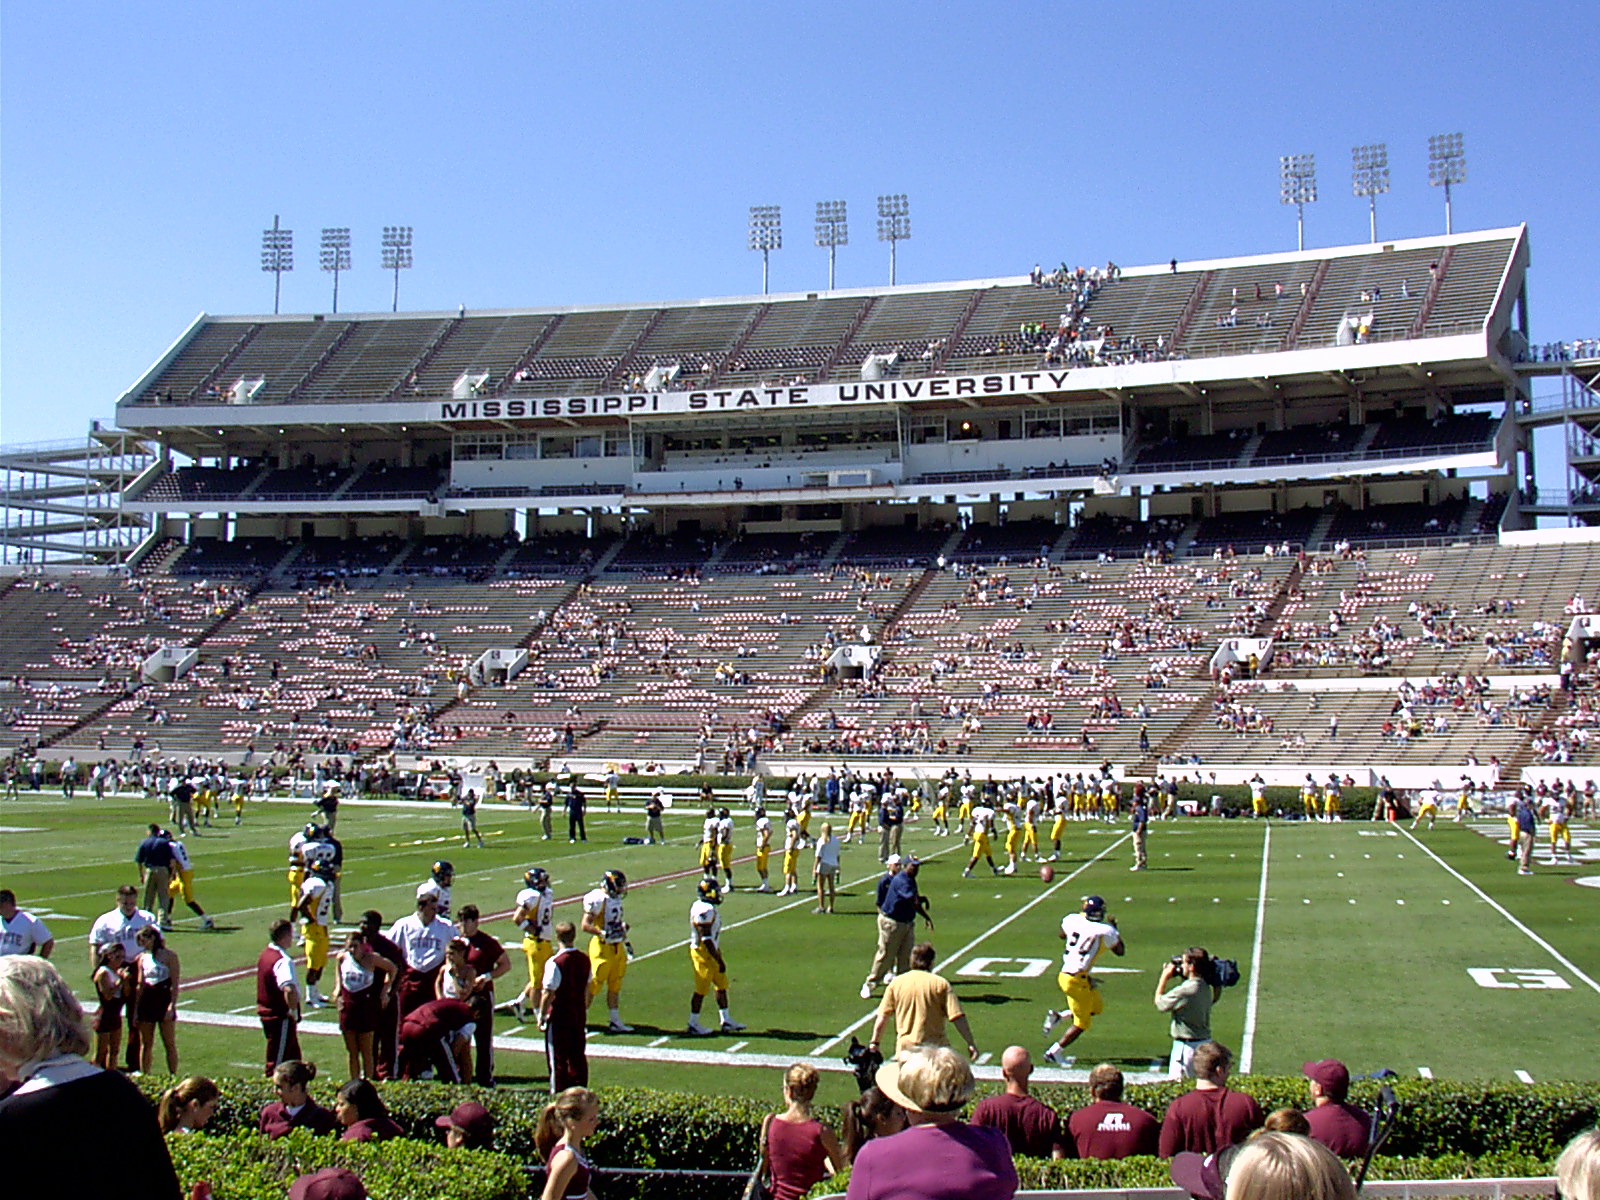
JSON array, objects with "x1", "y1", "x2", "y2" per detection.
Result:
[
  {"x1": 309, "y1": 859, "x2": 337, "y2": 879},
  {"x1": 602, "y1": 869, "x2": 627, "y2": 897},
  {"x1": 303, "y1": 823, "x2": 319, "y2": 838},
  {"x1": 432, "y1": 860, "x2": 455, "y2": 884},
  {"x1": 697, "y1": 876, "x2": 723, "y2": 904},
  {"x1": 718, "y1": 807, "x2": 730, "y2": 820},
  {"x1": 524, "y1": 866, "x2": 550, "y2": 891},
  {"x1": 1082, "y1": 894, "x2": 1107, "y2": 918}
]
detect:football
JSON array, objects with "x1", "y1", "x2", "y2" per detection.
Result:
[{"x1": 1039, "y1": 864, "x2": 1055, "y2": 883}]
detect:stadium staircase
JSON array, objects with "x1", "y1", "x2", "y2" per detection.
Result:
[
  {"x1": 1281, "y1": 259, "x2": 1330, "y2": 350},
  {"x1": 187, "y1": 323, "x2": 263, "y2": 401},
  {"x1": 388, "y1": 316, "x2": 466, "y2": 400},
  {"x1": 599, "y1": 309, "x2": 667, "y2": 389},
  {"x1": 1502, "y1": 689, "x2": 1570, "y2": 783},
  {"x1": 817, "y1": 298, "x2": 878, "y2": 381},
  {"x1": 710, "y1": 303, "x2": 770, "y2": 383},
  {"x1": 933, "y1": 288, "x2": 987, "y2": 373},
  {"x1": 816, "y1": 531, "x2": 854, "y2": 571},
  {"x1": 1304, "y1": 509, "x2": 1337, "y2": 552},
  {"x1": 494, "y1": 315, "x2": 563, "y2": 394},
  {"x1": 1409, "y1": 247, "x2": 1454, "y2": 337},
  {"x1": 1167, "y1": 270, "x2": 1213, "y2": 349}
]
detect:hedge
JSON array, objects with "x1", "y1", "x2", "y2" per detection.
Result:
[
  {"x1": 137, "y1": 1075, "x2": 1591, "y2": 1199},
  {"x1": 167, "y1": 1128, "x2": 526, "y2": 1200}
]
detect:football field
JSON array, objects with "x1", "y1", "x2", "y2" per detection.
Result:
[{"x1": 3, "y1": 789, "x2": 1596, "y2": 1101}]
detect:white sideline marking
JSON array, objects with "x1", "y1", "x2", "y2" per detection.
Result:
[
  {"x1": 1398, "y1": 828, "x2": 1600, "y2": 996},
  {"x1": 1418, "y1": 1066, "x2": 1434, "y2": 1079},
  {"x1": 1239, "y1": 823, "x2": 1272, "y2": 1075},
  {"x1": 648, "y1": 1036, "x2": 670, "y2": 1048},
  {"x1": 1515, "y1": 1070, "x2": 1534, "y2": 1083},
  {"x1": 727, "y1": 1041, "x2": 749, "y2": 1054},
  {"x1": 809, "y1": 834, "x2": 1130, "y2": 1061}
]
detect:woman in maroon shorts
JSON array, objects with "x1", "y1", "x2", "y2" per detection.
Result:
[
  {"x1": 331, "y1": 930, "x2": 397, "y2": 1081},
  {"x1": 133, "y1": 925, "x2": 181, "y2": 1074},
  {"x1": 91, "y1": 943, "x2": 128, "y2": 1070}
]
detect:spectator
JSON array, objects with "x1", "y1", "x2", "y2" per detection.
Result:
[
  {"x1": 156, "y1": 1076, "x2": 220, "y2": 1133},
  {"x1": 841, "y1": 1085, "x2": 909, "y2": 1162},
  {"x1": 289, "y1": 1168, "x2": 367, "y2": 1200},
  {"x1": 335, "y1": 1077, "x2": 404, "y2": 1142},
  {"x1": 397, "y1": 996, "x2": 474, "y2": 1082},
  {"x1": 971, "y1": 1045, "x2": 1066, "y2": 1160},
  {"x1": 537, "y1": 1086, "x2": 602, "y2": 1200},
  {"x1": 1221, "y1": 1131, "x2": 1356, "y2": 1200},
  {"x1": 868, "y1": 941, "x2": 978, "y2": 1060},
  {"x1": 1068, "y1": 1062, "x2": 1159, "y2": 1159},
  {"x1": 1301, "y1": 1059, "x2": 1370, "y2": 1158},
  {"x1": 0, "y1": 956, "x2": 181, "y2": 1200},
  {"x1": 1556, "y1": 1129, "x2": 1600, "y2": 1200},
  {"x1": 435, "y1": 1099, "x2": 495, "y2": 1150},
  {"x1": 259, "y1": 1059, "x2": 339, "y2": 1138},
  {"x1": 1159, "y1": 1041, "x2": 1263, "y2": 1157},
  {"x1": 1155, "y1": 948, "x2": 1223, "y2": 1079},
  {"x1": 1262, "y1": 1108, "x2": 1311, "y2": 1135},
  {"x1": 764, "y1": 1062, "x2": 847, "y2": 1200},
  {"x1": 845, "y1": 1046, "x2": 1018, "y2": 1200}
]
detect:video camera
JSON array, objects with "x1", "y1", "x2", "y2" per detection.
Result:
[
  {"x1": 844, "y1": 1035, "x2": 884, "y2": 1093},
  {"x1": 1169, "y1": 953, "x2": 1242, "y2": 989}
]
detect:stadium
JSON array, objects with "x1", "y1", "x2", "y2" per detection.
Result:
[{"x1": 2, "y1": 211, "x2": 1598, "y2": 1198}]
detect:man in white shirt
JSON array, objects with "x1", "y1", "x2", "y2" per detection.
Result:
[
  {"x1": 0, "y1": 889, "x2": 54, "y2": 957},
  {"x1": 387, "y1": 892, "x2": 457, "y2": 1019},
  {"x1": 89, "y1": 884, "x2": 156, "y2": 1070}
]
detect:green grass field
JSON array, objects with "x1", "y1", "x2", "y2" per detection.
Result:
[{"x1": 4, "y1": 790, "x2": 1596, "y2": 1109}]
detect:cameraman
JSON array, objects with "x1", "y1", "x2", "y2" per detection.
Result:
[{"x1": 1154, "y1": 947, "x2": 1223, "y2": 1080}]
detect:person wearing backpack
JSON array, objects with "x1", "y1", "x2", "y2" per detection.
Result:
[{"x1": 1154, "y1": 948, "x2": 1225, "y2": 1080}]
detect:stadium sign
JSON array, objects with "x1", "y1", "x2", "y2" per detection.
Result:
[{"x1": 434, "y1": 369, "x2": 1083, "y2": 422}]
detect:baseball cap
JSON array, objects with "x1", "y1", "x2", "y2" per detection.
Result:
[
  {"x1": 884, "y1": 854, "x2": 902, "y2": 866},
  {"x1": 434, "y1": 1100, "x2": 494, "y2": 1146},
  {"x1": 1170, "y1": 1149, "x2": 1234, "y2": 1200},
  {"x1": 289, "y1": 1168, "x2": 367, "y2": 1200},
  {"x1": 1303, "y1": 1058, "x2": 1350, "y2": 1098}
]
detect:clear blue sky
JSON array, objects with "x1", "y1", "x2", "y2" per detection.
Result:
[{"x1": 3, "y1": 2, "x2": 1595, "y2": 448}]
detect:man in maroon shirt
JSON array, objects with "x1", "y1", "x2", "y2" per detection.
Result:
[
  {"x1": 1302, "y1": 1058, "x2": 1372, "y2": 1158},
  {"x1": 972, "y1": 1046, "x2": 1066, "y2": 1159},
  {"x1": 541, "y1": 920, "x2": 591, "y2": 1092},
  {"x1": 457, "y1": 904, "x2": 511, "y2": 1086},
  {"x1": 1068, "y1": 1062, "x2": 1160, "y2": 1159},
  {"x1": 359, "y1": 910, "x2": 406, "y2": 1080},
  {"x1": 255, "y1": 919, "x2": 302, "y2": 1074},
  {"x1": 1158, "y1": 1042, "x2": 1263, "y2": 1157}
]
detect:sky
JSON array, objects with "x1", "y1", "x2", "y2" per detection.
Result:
[{"x1": 2, "y1": 2, "x2": 1596, "y2": 450}]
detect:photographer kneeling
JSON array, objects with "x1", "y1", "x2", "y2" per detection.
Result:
[{"x1": 1154, "y1": 947, "x2": 1223, "y2": 1080}]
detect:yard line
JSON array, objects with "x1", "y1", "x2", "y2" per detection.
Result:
[
  {"x1": 810, "y1": 834, "x2": 1130, "y2": 1058},
  {"x1": 1398, "y1": 827, "x2": 1600, "y2": 995},
  {"x1": 1239, "y1": 823, "x2": 1272, "y2": 1075},
  {"x1": 1515, "y1": 1069, "x2": 1534, "y2": 1083},
  {"x1": 727, "y1": 1041, "x2": 749, "y2": 1053},
  {"x1": 648, "y1": 1036, "x2": 671, "y2": 1048},
  {"x1": 1417, "y1": 1066, "x2": 1434, "y2": 1080}
]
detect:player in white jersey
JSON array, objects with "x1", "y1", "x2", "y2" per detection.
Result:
[
  {"x1": 511, "y1": 866, "x2": 555, "y2": 1022},
  {"x1": 1000, "y1": 799, "x2": 1024, "y2": 875},
  {"x1": 297, "y1": 861, "x2": 337, "y2": 1006},
  {"x1": 962, "y1": 804, "x2": 1000, "y2": 876},
  {"x1": 1022, "y1": 793, "x2": 1042, "y2": 861},
  {"x1": 699, "y1": 808, "x2": 720, "y2": 872},
  {"x1": 753, "y1": 807, "x2": 773, "y2": 892},
  {"x1": 716, "y1": 807, "x2": 736, "y2": 889},
  {"x1": 1547, "y1": 797, "x2": 1573, "y2": 863},
  {"x1": 686, "y1": 877, "x2": 746, "y2": 1035},
  {"x1": 780, "y1": 812, "x2": 803, "y2": 895},
  {"x1": 582, "y1": 869, "x2": 632, "y2": 1033},
  {"x1": 164, "y1": 835, "x2": 215, "y2": 930},
  {"x1": 1043, "y1": 894, "x2": 1125, "y2": 1064},
  {"x1": 417, "y1": 860, "x2": 454, "y2": 921}
]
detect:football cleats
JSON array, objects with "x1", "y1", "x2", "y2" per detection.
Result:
[
  {"x1": 432, "y1": 859, "x2": 455, "y2": 884},
  {"x1": 1082, "y1": 894, "x2": 1107, "y2": 918},
  {"x1": 524, "y1": 866, "x2": 549, "y2": 891},
  {"x1": 602, "y1": 869, "x2": 627, "y2": 897},
  {"x1": 697, "y1": 876, "x2": 723, "y2": 904}
]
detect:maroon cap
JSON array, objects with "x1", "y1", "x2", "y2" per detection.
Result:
[
  {"x1": 288, "y1": 1168, "x2": 367, "y2": 1200},
  {"x1": 435, "y1": 1100, "x2": 494, "y2": 1145},
  {"x1": 1303, "y1": 1058, "x2": 1350, "y2": 1098},
  {"x1": 1170, "y1": 1151, "x2": 1225, "y2": 1200}
]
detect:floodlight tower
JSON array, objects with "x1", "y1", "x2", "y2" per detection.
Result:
[
  {"x1": 814, "y1": 200, "x2": 848, "y2": 290},
  {"x1": 747, "y1": 205, "x2": 782, "y2": 295},
  {"x1": 381, "y1": 225, "x2": 413, "y2": 312},
  {"x1": 1428, "y1": 133, "x2": 1467, "y2": 235},
  {"x1": 320, "y1": 227, "x2": 352, "y2": 313},
  {"x1": 876, "y1": 194, "x2": 911, "y2": 286},
  {"x1": 1279, "y1": 154, "x2": 1318, "y2": 252},
  {"x1": 260, "y1": 215, "x2": 294, "y2": 314},
  {"x1": 1351, "y1": 143, "x2": 1389, "y2": 244}
]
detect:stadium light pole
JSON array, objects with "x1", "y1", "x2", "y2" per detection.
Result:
[
  {"x1": 320, "y1": 227, "x2": 352, "y2": 313},
  {"x1": 1428, "y1": 132, "x2": 1467, "y2": 236},
  {"x1": 260, "y1": 215, "x2": 294, "y2": 314},
  {"x1": 876, "y1": 194, "x2": 911, "y2": 286},
  {"x1": 1279, "y1": 154, "x2": 1317, "y2": 252},
  {"x1": 747, "y1": 205, "x2": 782, "y2": 295},
  {"x1": 381, "y1": 225, "x2": 413, "y2": 312},
  {"x1": 814, "y1": 200, "x2": 847, "y2": 290},
  {"x1": 1351, "y1": 143, "x2": 1389, "y2": 244}
]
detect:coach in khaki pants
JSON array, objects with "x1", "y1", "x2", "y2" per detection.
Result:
[{"x1": 860, "y1": 857, "x2": 931, "y2": 999}]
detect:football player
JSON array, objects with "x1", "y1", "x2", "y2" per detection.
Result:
[
  {"x1": 962, "y1": 801, "x2": 999, "y2": 877},
  {"x1": 164, "y1": 832, "x2": 215, "y2": 930},
  {"x1": 686, "y1": 877, "x2": 745, "y2": 1036},
  {"x1": 581, "y1": 869, "x2": 632, "y2": 1033},
  {"x1": 780, "y1": 809, "x2": 802, "y2": 895},
  {"x1": 297, "y1": 859, "x2": 337, "y2": 1007},
  {"x1": 418, "y1": 860, "x2": 454, "y2": 921},
  {"x1": 1000, "y1": 795, "x2": 1024, "y2": 875},
  {"x1": 1042, "y1": 894, "x2": 1125, "y2": 1064},
  {"x1": 511, "y1": 866, "x2": 554, "y2": 1023},
  {"x1": 1248, "y1": 774, "x2": 1268, "y2": 819},
  {"x1": 1548, "y1": 793, "x2": 1573, "y2": 864},
  {"x1": 753, "y1": 807, "x2": 773, "y2": 892},
  {"x1": 698, "y1": 807, "x2": 719, "y2": 873},
  {"x1": 716, "y1": 807, "x2": 736, "y2": 889},
  {"x1": 286, "y1": 823, "x2": 316, "y2": 920}
]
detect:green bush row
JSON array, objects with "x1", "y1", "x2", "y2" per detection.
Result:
[
  {"x1": 167, "y1": 1128, "x2": 526, "y2": 1200},
  {"x1": 137, "y1": 1074, "x2": 1595, "y2": 1168},
  {"x1": 805, "y1": 1150, "x2": 1560, "y2": 1199}
]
